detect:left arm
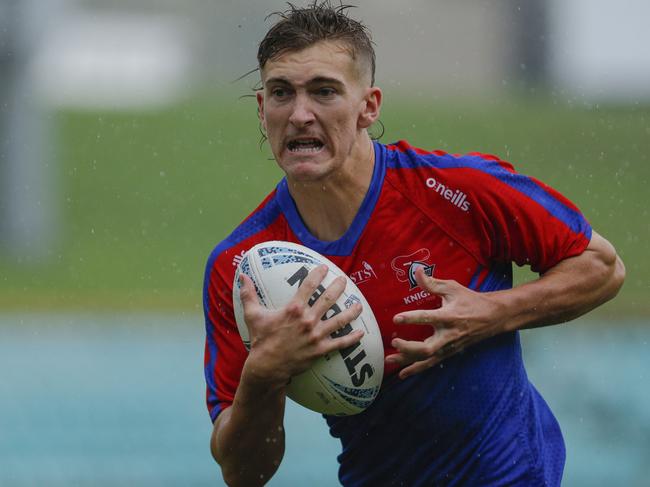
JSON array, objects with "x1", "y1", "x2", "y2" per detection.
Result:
[{"x1": 386, "y1": 231, "x2": 625, "y2": 379}]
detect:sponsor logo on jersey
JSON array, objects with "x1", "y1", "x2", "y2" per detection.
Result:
[
  {"x1": 391, "y1": 249, "x2": 436, "y2": 305},
  {"x1": 349, "y1": 261, "x2": 377, "y2": 285},
  {"x1": 232, "y1": 250, "x2": 246, "y2": 267},
  {"x1": 425, "y1": 177, "x2": 470, "y2": 212}
]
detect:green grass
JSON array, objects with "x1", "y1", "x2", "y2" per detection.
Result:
[{"x1": 1, "y1": 93, "x2": 648, "y2": 314}]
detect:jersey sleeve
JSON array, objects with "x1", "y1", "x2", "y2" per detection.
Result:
[
  {"x1": 459, "y1": 153, "x2": 592, "y2": 273},
  {"x1": 203, "y1": 245, "x2": 248, "y2": 423},
  {"x1": 384, "y1": 141, "x2": 592, "y2": 274}
]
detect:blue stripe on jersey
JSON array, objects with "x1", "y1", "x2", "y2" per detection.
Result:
[
  {"x1": 275, "y1": 141, "x2": 387, "y2": 255},
  {"x1": 386, "y1": 145, "x2": 589, "y2": 238},
  {"x1": 467, "y1": 263, "x2": 511, "y2": 295},
  {"x1": 203, "y1": 247, "x2": 222, "y2": 421},
  {"x1": 479, "y1": 262, "x2": 513, "y2": 292},
  {"x1": 467, "y1": 266, "x2": 483, "y2": 291},
  {"x1": 203, "y1": 196, "x2": 283, "y2": 422}
]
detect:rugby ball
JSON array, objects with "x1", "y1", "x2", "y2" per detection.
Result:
[{"x1": 232, "y1": 241, "x2": 384, "y2": 416}]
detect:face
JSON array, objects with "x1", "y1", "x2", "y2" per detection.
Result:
[{"x1": 257, "y1": 41, "x2": 381, "y2": 182}]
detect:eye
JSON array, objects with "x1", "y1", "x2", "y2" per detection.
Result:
[
  {"x1": 316, "y1": 87, "x2": 337, "y2": 98},
  {"x1": 271, "y1": 87, "x2": 287, "y2": 98}
]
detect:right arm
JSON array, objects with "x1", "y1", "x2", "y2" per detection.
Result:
[
  {"x1": 210, "y1": 364, "x2": 287, "y2": 486},
  {"x1": 211, "y1": 265, "x2": 363, "y2": 487}
]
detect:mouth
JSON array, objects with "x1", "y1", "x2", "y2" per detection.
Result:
[{"x1": 286, "y1": 137, "x2": 325, "y2": 153}]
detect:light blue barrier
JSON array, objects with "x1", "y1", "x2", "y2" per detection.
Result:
[{"x1": 0, "y1": 313, "x2": 647, "y2": 486}]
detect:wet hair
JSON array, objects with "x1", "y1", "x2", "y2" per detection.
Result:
[{"x1": 257, "y1": 1, "x2": 376, "y2": 85}]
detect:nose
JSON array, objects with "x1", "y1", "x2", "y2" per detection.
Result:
[{"x1": 288, "y1": 94, "x2": 315, "y2": 128}]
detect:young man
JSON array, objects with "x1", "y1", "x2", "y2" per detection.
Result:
[{"x1": 203, "y1": 2, "x2": 625, "y2": 486}]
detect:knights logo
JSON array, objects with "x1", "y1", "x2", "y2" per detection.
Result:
[
  {"x1": 391, "y1": 249, "x2": 435, "y2": 290},
  {"x1": 407, "y1": 261, "x2": 434, "y2": 288}
]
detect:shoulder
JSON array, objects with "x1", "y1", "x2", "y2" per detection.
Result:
[
  {"x1": 383, "y1": 140, "x2": 515, "y2": 183},
  {"x1": 381, "y1": 139, "x2": 572, "y2": 213},
  {"x1": 380, "y1": 139, "x2": 522, "y2": 215},
  {"x1": 203, "y1": 189, "x2": 286, "y2": 293},
  {"x1": 378, "y1": 140, "x2": 590, "y2": 266}
]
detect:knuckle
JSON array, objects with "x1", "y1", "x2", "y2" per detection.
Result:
[
  {"x1": 423, "y1": 344, "x2": 436, "y2": 356},
  {"x1": 239, "y1": 287, "x2": 252, "y2": 301},
  {"x1": 298, "y1": 315, "x2": 314, "y2": 331},
  {"x1": 307, "y1": 329, "x2": 320, "y2": 346},
  {"x1": 320, "y1": 292, "x2": 335, "y2": 306},
  {"x1": 285, "y1": 301, "x2": 304, "y2": 318},
  {"x1": 243, "y1": 307, "x2": 260, "y2": 321},
  {"x1": 449, "y1": 329, "x2": 464, "y2": 340},
  {"x1": 338, "y1": 310, "x2": 355, "y2": 325}
]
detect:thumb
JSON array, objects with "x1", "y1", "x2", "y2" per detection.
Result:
[
  {"x1": 414, "y1": 266, "x2": 450, "y2": 296},
  {"x1": 238, "y1": 273, "x2": 262, "y2": 310}
]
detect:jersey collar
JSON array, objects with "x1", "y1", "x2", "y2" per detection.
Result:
[{"x1": 276, "y1": 141, "x2": 386, "y2": 256}]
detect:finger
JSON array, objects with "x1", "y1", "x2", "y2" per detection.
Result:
[
  {"x1": 310, "y1": 275, "x2": 347, "y2": 319},
  {"x1": 320, "y1": 302, "x2": 363, "y2": 338},
  {"x1": 239, "y1": 273, "x2": 262, "y2": 310},
  {"x1": 391, "y1": 330, "x2": 459, "y2": 360},
  {"x1": 292, "y1": 264, "x2": 330, "y2": 304},
  {"x1": 384, "y1": 352, "x2": 409, "y2": 366},
  {"x1": 323, "y1": 329, "x2": 365, "y2": 355},
  {"x1": 393, "y1": 308, "x2": 444, "y2": 325},
  {"x1": 398, "y1": 357, "x2": 439, "y2": 380},
  {"x1": 390, "y1": 337, "x2": 439, "y2": 362},
  {"x1": 413, "y1": 266, "x2": 450, "y2": 296},
  {"x1": 397, "y1": 341, "x2": 466, "y2": 379},
  {"x1": 386, "y1": 337, "x2": 459, "y2": 369}
]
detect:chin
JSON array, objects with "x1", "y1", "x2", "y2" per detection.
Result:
[
  {"x1": 279, "y1": 155, "x2": 332, "y2": 181},
  {"x1": 286, "y1": 167, "x2": 329, "y2": 183}
]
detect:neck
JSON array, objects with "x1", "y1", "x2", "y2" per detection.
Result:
[{"x1": 286, "y1": 136, "x2": 375, "y2": 242}]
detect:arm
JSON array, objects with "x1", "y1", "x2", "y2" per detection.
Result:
[
  {"x1": 211, "y1": 265, "x2": 363, "y2": 486},
  {"x1": 210, "y1": 364, "x2": 287, "y2": 487},
  {"x1": 386, "y1": 231, "x2": 625, "y2": 379},
  {"x1": 490, "y1": 230, "x2": 624, "y2": 330}
]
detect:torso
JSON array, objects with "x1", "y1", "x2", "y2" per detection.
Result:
[{"x1": 204, "y1": 139, "x2": 591, "y2": 485}]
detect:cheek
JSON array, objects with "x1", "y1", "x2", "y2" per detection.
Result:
[
  {"x1": 331, "y1": 110, "x2": 360, "y2": 138},
  {"x1": 264, "y1": 111, "x2": 286, "y2": 138}
]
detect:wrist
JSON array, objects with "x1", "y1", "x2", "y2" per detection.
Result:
[
  {"x1": 241, "y1": 352, "x2": 291, "y2": 393},
  {"x1": 487, "y1": 287, "x2": 538, "y2": 333}
]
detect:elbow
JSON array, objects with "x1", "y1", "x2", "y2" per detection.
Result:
[
  {"x1": 608, "y1": 254, "x2": 626, "y2": 300},
  {"x1": 590, "y1": 232, "x2": 626, "y2": 304},
  {"x1": 220, "y1": 465, "x2": 275, "y2": 487},
  {"x1": 221, "y1": 469, "x2": 251, "y2": 487},
  {"x1": 598, "y1": 247, "x2": 625, "y2": 304}
]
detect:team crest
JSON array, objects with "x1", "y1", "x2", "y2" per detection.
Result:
[{"x1": 391, "y1": 249, "x2": 435, "y2": 290}]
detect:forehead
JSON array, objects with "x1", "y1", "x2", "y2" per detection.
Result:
[{"x1": 261, "y1": 41, "x2": 360, "y2": 85}]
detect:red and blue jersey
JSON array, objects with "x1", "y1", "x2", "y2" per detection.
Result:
[{"x1": 203, "y1": 140, "x2": 591, "y2": 486}]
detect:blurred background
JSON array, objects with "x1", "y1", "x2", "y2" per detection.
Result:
[{"x1": 0, "y1": 0, "x2": 648, "y2": 485}]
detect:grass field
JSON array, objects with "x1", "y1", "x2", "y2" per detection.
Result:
[{"x1": 1, "y1": 93, "x2": 648, "y2": 314}]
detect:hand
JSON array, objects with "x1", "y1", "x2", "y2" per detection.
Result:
[
  {"x1": 386, "y1": 266, "x2": 505, "y2": 380},
  {"x1": 239, "y1": 264, "x2": 364, "y2": 386}
]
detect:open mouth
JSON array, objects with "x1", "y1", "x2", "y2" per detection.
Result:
[{"x1": 287, "y1": 138, "x2": 324, "y2": 153}]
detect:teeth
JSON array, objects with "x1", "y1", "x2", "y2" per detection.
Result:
[
  {"x1": 290, "y1": 146, "x2": 321, "y2": 153},
  {"x1": 288, "y1": 139, "x2": 323, "y2": 152}
]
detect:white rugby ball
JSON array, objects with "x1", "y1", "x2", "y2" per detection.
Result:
[{"x1": 232, "y1": 240, "x2": 384, "y2": 416}]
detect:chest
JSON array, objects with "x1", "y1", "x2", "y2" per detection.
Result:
[{"x1": 329, "y1": 198, "x2": 481, "y2": 362}]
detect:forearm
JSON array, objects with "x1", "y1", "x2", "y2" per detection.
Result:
[
  {"x1": 211, "y1": 364, "x2": 288, "y2": 487},
  {"x1": 493, "y1": 231, "x2": 625, "y2": 332}
]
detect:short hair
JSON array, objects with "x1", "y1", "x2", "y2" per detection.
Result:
[{"x1": 257, "y1": 1, "x2": 376, "y2": 85}]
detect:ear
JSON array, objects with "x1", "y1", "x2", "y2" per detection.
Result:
[
  {"x1": 358, "y1": 86, "x2": 382, "y2": 130},
  {"x1": 256, "y1": 91, "x2": 266, "y2": 130}
]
